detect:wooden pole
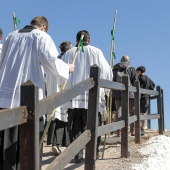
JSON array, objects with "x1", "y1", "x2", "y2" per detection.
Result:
[
  {"x1": 85, "y1": 65, "x2": 100, "y2": 170},
  {"x1": 103, "y1": 9, "x2": 118, "y2": 159},
  {"x1": 20, "y1": 80, "x2": 39, "y2": 170},
  {"x1": 12, "y1": 12, "x2": 17, "y2": 31}
]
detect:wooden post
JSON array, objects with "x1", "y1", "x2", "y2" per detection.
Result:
[
  {"x1": 20, "y1": 80, "x2": 39, "y2": 170},
  {"x1": 156, "y1": 86, "x2": 163, "y2": 135},
  {"x1": 85, "y1": 65, "x2": 100, "y2": 170},
  {"x1": 134, "y1": 80, "x2": 141, "y2": 143},
  {"x1": 161, "y1": 89, "x2": 165, "y2": 131},
  {"x1": 147, "y1": 97, "x2": 151, "y2": 129},
  {"x1": 121, "y1": 75, "x2": 130, "y2": 158}
]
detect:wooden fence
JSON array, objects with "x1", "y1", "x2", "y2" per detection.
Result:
[{"x1": 0, "y1": 65, "x2": 164, "y2": 170}]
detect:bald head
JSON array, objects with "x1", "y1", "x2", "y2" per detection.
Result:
[{"x1": 121, "y1": 55, "x2": 130, "y2": 63}]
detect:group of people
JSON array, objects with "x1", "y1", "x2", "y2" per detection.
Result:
[
  {"x1": 112, "y1": 55, "x2": 155, "y2": 137},
  {"x1": 0, "y1": 16, "x2": 113, "y2": 169},
  {"x1": 0, "y1": 15, "x2": 155, "y2": 170}
]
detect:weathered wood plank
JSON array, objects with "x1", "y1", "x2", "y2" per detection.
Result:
[
  {"x1": 129, "y1": 86, "x2": 137, "y2": 93},
  {"x1": 140, "y1": 114, "x2": 160, "y2": 121},
  {"x1": 139, "y1": 88, "x2": 159, "y2": 96},
  {"x1": 85, "y1": 65, "x2": 100, "y2": 170},
  {"x1": 39, "y1": 78, "x2": 94, "y2": 117},
  {"x1": 97, "y1": 121, "x2": 125, "y2": 136},
  {"x1": 99, "y1": 79, "x2": 125, "y2": 91},
  {"x1": 134, "y1": 80, "x2": 141, "y2": 143},
  {"x1": 121, "y1": 75, "x2": 129, "y2": 158},
  {"x1": 20, "y1": 80, "x2": 39, "y2": 170},
  {"x1": 0, "y1": 106, "x2": 27, "y2": 131},
  {"x1": 129, "y1": 115, "x2": 137, "y2": 125},
  {"x1": 46, "y1": 130, "x2": 91, "y2": 170}
]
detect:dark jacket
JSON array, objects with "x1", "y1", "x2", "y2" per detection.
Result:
[
  {"x1": 112, "y1": 63, "x2": 138, "y2": 98},
  {"x1": 138, "y1": 74, "x2": 155, "y2": 100}
]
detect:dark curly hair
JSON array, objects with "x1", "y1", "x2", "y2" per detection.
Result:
[
  {"x1": 59, "y1": 41, "x2": 72, "y2": 53},
  {"x1": 76, "y1": 30, "x2": 90, "y2": 42},
  {"x1": 136, "y1": 66, "x2": 146, "y2": 73}
]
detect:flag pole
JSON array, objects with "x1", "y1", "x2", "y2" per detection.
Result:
[
  {"x1": 102, "y1": 9, "x2": 118, "y2": 159},
  {"x1": 39, "y1": 35, "x2": 84, "y2": 149},
  {"x1": 12, "y1": 12, "x2": 17, "y2": 31}
]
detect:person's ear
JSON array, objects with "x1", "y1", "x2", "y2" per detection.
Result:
[{"x1": 87, "y1": 38, "x2": 90, "y2": 44}]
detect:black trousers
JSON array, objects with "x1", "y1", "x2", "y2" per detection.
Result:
[
  {"x1": 68, "y1": 108, "x2": 101, "y2": 159},
  {"x1": 0, "y1": 117, "x2": 44, "y2": 170},
  {"x1": 47, "y1": 119, "x2": 71, "y2": 147}
]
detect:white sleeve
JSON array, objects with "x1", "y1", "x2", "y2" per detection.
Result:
[
  {"x1": 97, "y1": 50, "x2": 113, "y2": 96},
  {"x1": 38, "y1": 34, "x2": 69, "y2": 80}
]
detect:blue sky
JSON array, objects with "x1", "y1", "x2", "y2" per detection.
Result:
[{"x1": 0, "y1": 1, "x2": 169, "y2": 130}]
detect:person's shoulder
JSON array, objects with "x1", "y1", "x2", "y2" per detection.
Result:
[
  {"x1": 87, "y1": 45, "x2": 103, "y2": 53},
  {"x1": 31, "y1": 29, "x2": 51, "y2": 39},
  {"x1": 128, "y1": 66, "x2": 136, "y2": 71}
]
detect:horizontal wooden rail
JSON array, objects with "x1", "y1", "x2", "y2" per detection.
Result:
[
  {"x1": 140, "y1": 114, "x2": 160, "y2": 121},
  {"x1": 129, "y1": 86, "x2": 137, "y2": 93},
  {"x1": 97, "y1": 121, "x2": 125, "y2": 136},
  {"x1": 150, "y1": 95, "x2": 158, "y2": 100},
  {"x1": 129, "y1": 115, "x2": 137, "y2": 125},
  {"x1": 140, "y1": 88, "x2": 159, "y2": 96},
  {"x1": 0, "y1": 106, "x2": 27, "y2": 131},
  {"x1": 39, "y1": 78, "x2": 94, "y2": 117},
  {"x1": 99, "y1": 79, "x2": 125, "y2": 90},
  {"x1": 46, "y1": 130, "x2": 91, "y2": 170}
]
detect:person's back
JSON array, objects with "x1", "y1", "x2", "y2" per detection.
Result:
[
  {"x1": 0, "y1": 16, "x2": 74, "y2": 170},
  {"x1": 62, "y1": 32, "x2": 113, "y2": 112},
  {"x1": 113, "y1": 55, "x2": 137, "y2": 136},
  {"x1": 136, "y1": 66, "x2": 155, "y2": 135},
  {"x1": 137, "y1": 66, "x2": 155, "y2": 99},
  {"x1": 0, "y1": 17, "x2": 71, "y2": 108},
  {"x1": 112, "y1": 57, "x2": 137, "y2": 99},
  {"x1": 61, "y1": 30, "x2": 113, "y2": 162}
]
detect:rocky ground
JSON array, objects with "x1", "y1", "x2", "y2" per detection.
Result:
[{"x1": 42, "y1": 130, "x2": 170, "y2": 170}]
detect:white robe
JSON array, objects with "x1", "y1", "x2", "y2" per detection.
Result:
[
  {"x1": 61, "y1": 44, "x2": 113, "y2": 114},
  {"x1": 45, "y1": 72, "x2": 68, "y2": 122},
  {"x1": 0, "y1": 29, "x2": 69, "y2": 108}
]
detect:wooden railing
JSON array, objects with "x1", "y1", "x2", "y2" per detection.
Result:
[{"x1": 0, "y1": 65, "x2": 164, "y2": 170}]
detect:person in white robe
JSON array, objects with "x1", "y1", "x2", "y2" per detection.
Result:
[
  {"x1": 0, "y1": 16, "x2": 74, "y2": 170},
  {"x1": 46, "y1": 41, "x2": 73, "y2": 155},
  {"x1": 61, "y1": 30, "x2": 113, "y2": 163}
]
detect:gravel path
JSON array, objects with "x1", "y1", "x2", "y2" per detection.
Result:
[{"x1": 42, "y1": 130, "x2": 170, "y2": 170}]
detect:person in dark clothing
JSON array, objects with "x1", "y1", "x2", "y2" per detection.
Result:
[
  {"x1": 136, "y1": 66, "x2": 155, "y2": 136},
  {"x1": 112, "y1": 55, "x2": 138, "y2": 136}
]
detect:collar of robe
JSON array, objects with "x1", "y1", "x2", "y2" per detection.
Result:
[
  {"x1": 75, "y1": 42, "x2": 89, "y2": 47},
  {"x1": 19, "y1": 25, "x2": 37, "y2": 33}
]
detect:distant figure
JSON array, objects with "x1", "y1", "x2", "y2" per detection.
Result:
[
  {"x1": 136, "y1": 66, "x2": 155, "y2": 136},
  {"x1": 46, "y1": 41, "x2": 72, "y2": 155},
  {"x1": 112, "y1": 55, "x2": 137, "y2": 136},
  {"x1": 58, "y1": 41, "x2": 72, "y2": 59},
  {"x1": 62, "y1": 30, "x2": 113, "y2": 162}
]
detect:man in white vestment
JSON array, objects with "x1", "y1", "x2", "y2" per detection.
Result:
[
  {"x1": 62, "y1": 30, "x2": 113, "y2": 163},
  {"x1": 0, "y1": 16, "x2": 74, "y2": 170}
]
